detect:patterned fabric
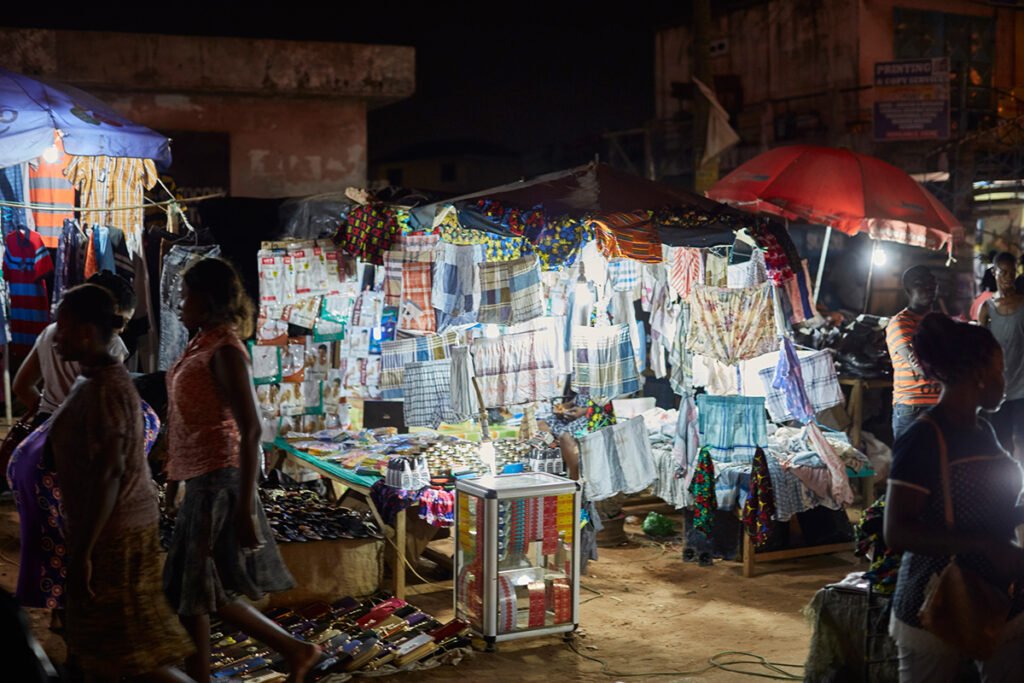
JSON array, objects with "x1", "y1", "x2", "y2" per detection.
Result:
[
  {"x1": 0, "y1": 163, "x2": 32, "y2": 236},
  {"x1": 380, "y1": 329, "x2": 462, "y2": 394},
  {"x1": 433, "y1": 242, "x2": 484, "y2": 323},
  {"x1": 689, "y1": 447, "x2": 716, "y2": 539},
  {"x1": 449, "y1": 345, "x2": 479, "y2": 416},
  {"x1": 28, "y1": 137, "x2": 73, "y2": 249},
  {"x1": 741, "y1": 447, "x2": 775, "y2": 548},
  {"x1": 68, "y1": 525, "x2": 194, "y2": 677},
  {"x1": 771, "y1": 337, "x2": 814, "y2": 424},
  {"x1": 727, "y1": 249, "x2": 768, "y2": 289},
  {"x1": 705, "y1": 251, "x2": 728, "y2": 287},
  {"x1": 3, "y1": 228, "x2": 53, "y2": 355},
  {"x1": 549, "y1": 393, "x2": 617, "y2": 439},
  {"x1": 163, "y1": 467, "x2": 295, "y2": 616},
  {"x1": 439, "y1": 220, "x2": 528, "y2": 261},
  {"x1": 607, "y1": 258, "x2": 640, "y2": 292},
  {"x1": 588, "y1": 210, "x2": 662, "y2": 263},
  {"x1": 343, "y1": 203, "x2": 399, "y2": 265},
  {"x1": 477, "y1": 254, "x2": 544, "y2": 326},
  {"x1": 886, "y1": 308, "x2": 942, "y2": 406},
  {"x1": 696, "y1": 394, "x2": 768, "y2": 465},
  {"x1": 750, "y1": 220, "x2": 796, "y2": 286},
  {"x1": 471, "y1": 329, "x2": 558, "y2": 408},
  {"x1": 397, "y1": 258, "x2": 435, "y2": 333},
  {"x1": 667, "y1": 246, "x2": 704, "y2": 300},
  {"x1": 65, "y1": 155, "x2": 159, "y2": 255},
  {"x1": 398, "y1": 233, "x2": 440, "y2": 252},
  {"x1": 166, "y1": 326, "x2": 248, "y2": 482},
  {"x1": 804, "y1": 423, "x2": 855, "y2": 506},
  {"x1": 686, "y1": 283, "x2": 776, "y2": 365},
  {"x1": 759, "y1": 347, "x2": 844, "y2": 423},
  {"x1": 402, "y1": 359, "x2": 469, "y2": 428},
  {"x1": 854, "y1": 496, "x2": 901, "y2": 595},
  {"x1": 530, "y1": 216, "x2": 592, "y2": 271},
  {"x1": 571, "y1": 324, "x2": 641, "y2": 400},
  {"x1": 382, "y1": 250, "x2": 404, "y2": 307}
]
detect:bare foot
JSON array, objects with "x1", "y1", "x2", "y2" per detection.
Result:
[{"x1": 285, "y1": 641, "x2": 321, "y2": 683}]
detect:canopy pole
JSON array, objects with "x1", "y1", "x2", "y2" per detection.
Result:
[
  {"x1": 3, "y1": 350, "x2": 11, "y2": 426},
  {"x1": 813, "y1": 225, "x2": 833, "y2": 306},
  {"x1": 863, "y1": 241, "x2": 878, "y2": 314}
]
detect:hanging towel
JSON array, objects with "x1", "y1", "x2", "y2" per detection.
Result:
[
  {"x1": 688, "y1": 447, "x2": 717, "y2": 539},
  {"x1": 759, "y1": 346, "x2": 844, "y2": 423},
  {"x1": 741, "y1": 447, "x2": 776, "y2": 548},
  {"x1": 687, "y1": 282, "x2": 776, "y2": 365},
  {"x1": 695, "y1": 394, "x2": 768, "y2": 465}
]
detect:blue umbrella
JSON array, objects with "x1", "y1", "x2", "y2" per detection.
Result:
[{"x1": 0, "y1": 67, "x2": 171, "y2": 168}]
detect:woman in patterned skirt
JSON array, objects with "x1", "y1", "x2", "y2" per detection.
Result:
[{"x1": 162, "y1": 258, "x2": 320, "y2": 682}]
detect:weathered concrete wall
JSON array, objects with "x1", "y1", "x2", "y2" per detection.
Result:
[{"x1": 1, "y1": 28, "x2": 415, "y2": 197}]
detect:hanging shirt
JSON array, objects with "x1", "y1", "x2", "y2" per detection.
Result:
[
  {"x1": 27, "y1": 137, "x2": 74, "y2": 249},
  {"x1": 65, "y1": 155, "x2": 159, "y2": 255},
  {"x1": 3, "y1": 228, "x2": 53, "y2": 355},
  {"x1": 0, "y1": 163, "x2": 33, "y2": 237}
]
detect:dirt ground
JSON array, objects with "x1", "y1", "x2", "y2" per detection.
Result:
[{"x1": 0, "y1": 497, "x2": 863, "y2": 683}]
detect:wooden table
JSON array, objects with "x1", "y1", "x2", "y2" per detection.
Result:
[
  {"x1": 839, "y1": 377, "x2": 893, "y2": 450},
  {"x1": 273, "y1": 439, "x2": 410, "y2": 600}
]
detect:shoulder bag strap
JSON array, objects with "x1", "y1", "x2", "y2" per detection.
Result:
[{"x1": 920, "y1": 414, "x2": 954, "y2": 530}]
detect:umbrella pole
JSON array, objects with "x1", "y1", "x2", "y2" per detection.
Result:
[
  {"x1": 863, "y1": 241, "x2": 878, "y2": 314},
  {"x1": 3, "y1": 350, "x2": 10, "y2": 426},
  {"x1": 813, "y1": 225, "x2": 833, "y2": 305}
]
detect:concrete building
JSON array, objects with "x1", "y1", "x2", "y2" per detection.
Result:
[
  {"x1": 1, "y1": 28, "x2": 415, "y2": 198},
  {"x1": 369, "y1": 140, "x2": 522, "y2": 195}
]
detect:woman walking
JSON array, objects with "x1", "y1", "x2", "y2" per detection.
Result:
[
  {"x1": 162, "y1": 258, "x2": 319, "y2": 682},
  {"x1": 48, "y1": 284, "x2": 193, "y2": 681},
  {"x1": 885, "y1": 313, "x2": 1024, "y2": 681}
]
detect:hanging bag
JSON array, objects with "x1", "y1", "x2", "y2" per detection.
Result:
[{"x1": 917, "y1": 416, "x2": 1013, "y2": 660}]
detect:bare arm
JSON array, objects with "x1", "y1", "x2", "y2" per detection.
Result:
[
  {"x1": 211, "y1": 344, "x2": 264, "y2": 548},
  {"x1": 979, "y1": 302, "x2": 991, "y2": 328},
  {"x1": 12, "y1": 347, "x2": 42, "y2": 415}
]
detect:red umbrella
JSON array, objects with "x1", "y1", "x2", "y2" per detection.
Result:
[{"x1": 707, "y1": 145, "x2": 962, "y2": 253}]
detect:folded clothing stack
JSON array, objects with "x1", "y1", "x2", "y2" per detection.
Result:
[{"x1": 209, "y1": 594, "x2": 472, "y2": 680}]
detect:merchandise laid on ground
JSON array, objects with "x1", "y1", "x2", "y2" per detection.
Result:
[{"x1": 208, "y1": 594, "x2": 471, "y2": 680}]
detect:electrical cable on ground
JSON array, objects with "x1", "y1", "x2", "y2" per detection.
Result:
[{"x1": 567, "y1": 638, "x2": 803, "y2": 680}]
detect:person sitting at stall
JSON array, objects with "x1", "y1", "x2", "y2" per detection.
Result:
[
  {"x1": 885, "y1": 266, "x2": 941, "y2": 440},
  {"x1": 884, "y1": 313, "x2": 1024, "y2": 680},
  {"x1": 13, "y1": 272, "x2": 135, "y2": 428},
  {"x1": 979, "y1": 251, "x2": 1024, "y2": 462},
  {"x1": 162, "y1": 258, "x2": 320, "y2": 682},
  {"x1": 541, "y1": 379, "x2": 616, "y2": 480},
  {"x1": 47, "y1": 284, "x2": 194, "y2": 682}
]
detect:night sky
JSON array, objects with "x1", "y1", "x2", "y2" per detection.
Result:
[{"x1": 3, "y1": 2, "x2": 693, "y2": 170}]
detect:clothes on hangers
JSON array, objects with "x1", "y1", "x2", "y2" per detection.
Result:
[
  {"x1": 577, "y1": 415, "x2": 656, "y2": 501},
  {"x1": 477, "y1": 254, "x2": 544, "y2": 326},
  {"x1": 704, "y1": 249, "x2": 729, "y2": 287},
  {"x1": 4, "y1": 228, "x2": 53, "y2": 356},
  {"x1": 27, "y1": 137, "x2": 73, "y2": 249},
  {"x1": 397, "y1": 254, "x2": 435, "y2": 334},
  {"x1": 741, "y1": 447, "x2": 776, "y2": 548},
  {"x1": 587, "y1": 211, "x2": 662, "y2": 263},
  {"x1": 759, "y1": 345, "x2": 844, "y2": 423},
  {"x1": 666, "y1": 246, "x2": 704, "y2": 300},
  {"x1": 471, "y1": 328, "x2": 558, "y2": 409},
  {"x1": 687, "y1": 283, "x2": 777, "y2": 365},
  {"x1": 607, "y1": 258, "x2": 640, "y2": 292},
  {"x1": 380, "y1": 329, "x2": 463, "y2": 397},
  {"x1": 727, "y1": 248, "x2": 768, "y2": 289},
  {"x1": 688, "y1": 447, "x2": 717, "y2": 539},
  {"x1": 401, "y1": 359, "x2": 470, "y2": 429},
  {"x1": 433, "y1": 242, "x2": 484, "y2": 328},
  {"x1": 571, "y1": 324, "x2": 641, "y2": 400},
  {"x1": 65, "y1": 155, "x2": 159, "y2": 255}
]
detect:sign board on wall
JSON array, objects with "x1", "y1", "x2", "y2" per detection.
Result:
[{"x1": 873, "y1": 58, "x2": 950, "y2": 141}]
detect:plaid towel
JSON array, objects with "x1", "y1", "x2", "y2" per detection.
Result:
[
  {"x1": 432, "y1": 242, "x2": 484, "y2": 319},
  {"x1": 478, "y1": 255, "x2": 544, "y2": 326},
  {"x1": 402, "y1": 359, "x2": 469, "y2": 428},
  {"x1": 398, "y1": 233, "x2": 439, "y2": 252},
  {"x1": 398, "y1": 256, "x2": 435, "y2": 333},
  {"x1": 695, "y1": 394, "x2": 768, "y2": 465},
  {"x1": 607, "y1": 258, "x2": 640, "y2": 292},
  {"x1": 471, "y1": 329, "x2": 558, "y2": 408},
  {"x1": 571, "y1": 324, "x2": 640, "y2": 400},
  {"x1": 381, "y1": 329, "x2": 462, "y2": 395},
  {"x1": 382, "y1": 250, "x2": 404, "y2": 307},
  {"x1": 758, "y1": 348, "x2": 844, "y2": 423},
  {"x1": 667, "y1": 246, "x2": 704, "y2": 300}
]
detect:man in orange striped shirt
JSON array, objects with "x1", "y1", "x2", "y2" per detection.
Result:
[{"x1": 885, "y1": 266, "x2": 941, "y2": 440}]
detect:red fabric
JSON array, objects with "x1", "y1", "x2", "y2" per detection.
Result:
[{"x1": 707, "y1": 145, "x2": 962, "y2": 254}]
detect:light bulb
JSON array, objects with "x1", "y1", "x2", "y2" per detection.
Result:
[
  {"x1": 41, "y1": 145, "x2": 60, "y2": 163},
  {"x1": 872, "y1": 248, "x2": 888, "y2": 267}
]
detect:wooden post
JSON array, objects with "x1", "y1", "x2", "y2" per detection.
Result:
[
  {"x1": 742, "y1": 531, "x2": 755, "y2": 578},
  {"x1": 394, "y1": 507, "x2": 407, "y2": 600}
]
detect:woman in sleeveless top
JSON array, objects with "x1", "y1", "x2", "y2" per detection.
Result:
[
  {"x1": 885, "y1": 313, "x2": 1024, "y2": 681},
  {"x1": 979, "y1": 251, "x2": 1024, "y2": 461},
  {"x1": 161, "y1": 258, "x2": 319, "y2": 682}
]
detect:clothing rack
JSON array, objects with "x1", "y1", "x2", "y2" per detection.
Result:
[{"x1": 0, "y1": 191, "x2": 225, "y2": 213}]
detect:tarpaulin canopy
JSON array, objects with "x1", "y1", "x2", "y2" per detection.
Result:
[
  {"x1": 411, "y1": 162, "x2": 752, "y2": 247},
  {"x1": 0, "y1": 68, "x2": 172, "y2": 168},
  {"x1": 706, "y1": 145, "x2": 962, "y2": 253}
]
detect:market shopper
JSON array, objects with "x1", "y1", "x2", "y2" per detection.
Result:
[
  {"x1": 885, "y1": 266, "x2": 941, "y2": 440},
  {"x1": 979, "y1": 251, "x2": 1024, "y2": 461},
  {"x1": 162, "y1": 258, "x2": 320, "y2": 682},
  {"x1": 884, "y1": 314, "x2": 1024, "y2": 681},
  {"x1": 47, "y1": 284, "x2": 194, "y2": 682}
]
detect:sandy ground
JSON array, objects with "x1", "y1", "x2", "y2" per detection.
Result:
[{"x1": 0, "y1": 496, "x2": 862, "y2": 682}]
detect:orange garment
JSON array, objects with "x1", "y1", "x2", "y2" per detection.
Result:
[
  {"x1": 165, "y1": 326, "x2": 247, "y2": 481},
  {"x1": 587, "y1": 211, "x2": 662, "y2": 263},
  {"x1": 65, "y1": 155, "x2": 158, "y2": 255},
  {"x1": 83, "y1": 228, "x2": 98, "y2": 279},
  {"x1": 885, "y1": 308, "x2": 942, "y2": 406},
  {"x1": 27, "y1": 135, "x2": 74, "y2": 249}
]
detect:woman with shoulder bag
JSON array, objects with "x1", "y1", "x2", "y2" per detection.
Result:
[{"x1": 885, "y1": 313, "x2": 1024, "y2": 681}]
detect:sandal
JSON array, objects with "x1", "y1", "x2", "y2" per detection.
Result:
[{"x1": 682, "y1": 547, "x2": 697, "y2": 563}]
